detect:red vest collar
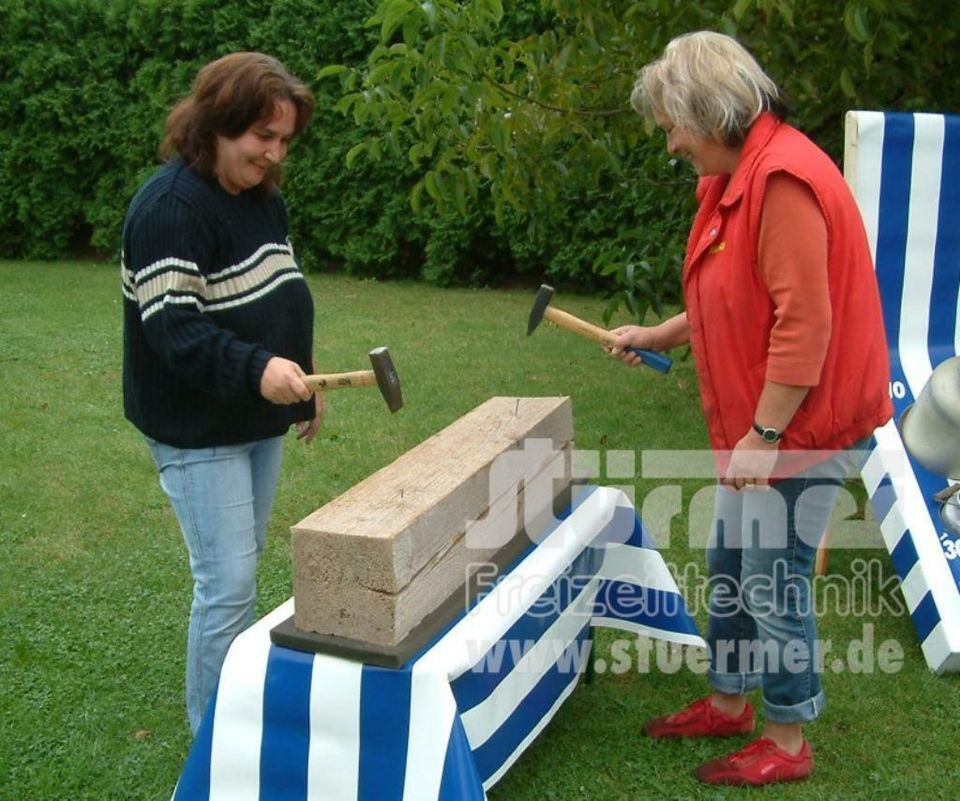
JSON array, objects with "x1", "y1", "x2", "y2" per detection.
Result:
[{"x1": 718, "y1": 112, "x2": 783, "y2": 208}]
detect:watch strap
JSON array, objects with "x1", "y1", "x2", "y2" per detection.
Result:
[{"x1": 752, "y1": 422, "x2": 782, "y2": 443}]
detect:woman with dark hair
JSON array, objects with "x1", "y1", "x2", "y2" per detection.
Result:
[
  {"x1": 121, "y1": 52, "x2": 320, "y2": 734},
  {"x1": 611, "y1": 32, "x2": 891, "y2": 785}
]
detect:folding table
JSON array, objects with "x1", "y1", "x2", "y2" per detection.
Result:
[{"x1": 173, "y1": 486, "x2": 703, "y2": 800}]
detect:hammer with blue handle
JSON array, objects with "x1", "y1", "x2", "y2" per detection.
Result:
[{"x1": 526, "y1": 284, "x2": 672, "y2": 373}]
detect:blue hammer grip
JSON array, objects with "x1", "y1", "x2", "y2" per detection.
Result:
[{"x1": 629, "y1": 348, "x2": 672, "y2": 373}]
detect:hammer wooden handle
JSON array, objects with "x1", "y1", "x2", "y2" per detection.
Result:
[
  {"x1": 544, "y1": 306, "x2": 610, "y2": 346},
  {"x1": 543, "y1": 306, "x2": 673, "y2": 373},
  {"x1": 303, "y1": 371, "x2": 376, "y2": 392}
]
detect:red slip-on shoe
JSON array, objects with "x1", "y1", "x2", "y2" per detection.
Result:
[
  {"x1": 695, "y1": 737, "x2": 814, "y2": 786},
  {"x1": 643, "y1": 696, "x2": 755, "y2": 739}
]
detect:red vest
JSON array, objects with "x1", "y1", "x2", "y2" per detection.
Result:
[{"x1": 683, "y1": 113, "x2": 892, "y2": 468}]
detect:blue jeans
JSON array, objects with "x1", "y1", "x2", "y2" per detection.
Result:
[
  {"x1": 705, "y1": 445, "x2": 865, "y2": 724},
  {"x1": 146, "y1": 436, "x2": 284, "y2": 734}
]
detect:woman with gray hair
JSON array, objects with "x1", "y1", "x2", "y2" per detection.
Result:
[{"x1": 611, "y1": 31, "x2": 891, "y2": 786}]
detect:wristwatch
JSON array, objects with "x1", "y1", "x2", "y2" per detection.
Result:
[{"x1": 752, "y1": 421, "x2": 783, "y2": 443}]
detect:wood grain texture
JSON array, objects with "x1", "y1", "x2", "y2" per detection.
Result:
[{"x1": 292, "y1": 396, "x2": 574, "y2": 646}]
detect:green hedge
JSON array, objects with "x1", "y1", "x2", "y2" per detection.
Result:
[
  {"x1": 1, "y1": 0, "x2": 958, "y2": 296},
  {"x1": 0, "y1": 0, "x2": 648, "y2": 290}
]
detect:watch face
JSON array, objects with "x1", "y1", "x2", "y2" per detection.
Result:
[{"x1": 754, "y1": 423, "x2": 781, "y2": 443}]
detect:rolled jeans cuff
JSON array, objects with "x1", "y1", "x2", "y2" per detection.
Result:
[
  {"x1": 763, "y1": 690, "x2": 826, "y2": 724},
  {"x1": 708, "y1": 668, "x2": 763, "y2": 696}
]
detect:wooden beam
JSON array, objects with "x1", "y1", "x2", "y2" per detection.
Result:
[{"x1": 292, "y1": 396, "x2": 574, "y2": 648}]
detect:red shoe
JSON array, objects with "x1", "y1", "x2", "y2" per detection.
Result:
[
  {"x1": 643, "y1": 697, "x2": 755, "y2": 738},
  {"x1": 695, "y1": 737, "x2": 814, "y2": 786}
]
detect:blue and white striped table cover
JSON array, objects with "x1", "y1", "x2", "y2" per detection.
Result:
[
  {"x1": 172, "y1": 486, "x2": 703, "y2": 800},
  {"x1": 846, "y1": 110, "x2": 960, "y2": 673}
]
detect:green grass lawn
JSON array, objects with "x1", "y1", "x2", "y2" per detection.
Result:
[{"x1": 1, "y1": 260, "x2": 958, "y2": 800}]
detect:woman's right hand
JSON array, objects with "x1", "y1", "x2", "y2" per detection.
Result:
[
  {"x1": 260, "y1": 356, "x2": 313, "y2": 404},
  {"x1": 608, "y1": 325, "x2": 657, "y2": 367}
]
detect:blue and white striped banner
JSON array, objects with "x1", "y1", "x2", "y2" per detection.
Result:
[
  {"x1": 173, "y1": 486, "x2": 702, "y2": 800},
  {"x1": 846, "y1": 110, "x2": 960, "y2": 673}
]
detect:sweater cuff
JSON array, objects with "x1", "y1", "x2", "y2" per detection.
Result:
[{"x1": 248, "y1": 348, "x2": 274, "y2": 399}]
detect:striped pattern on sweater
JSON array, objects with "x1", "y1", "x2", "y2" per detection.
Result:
[
  {"x1": 122, "y1": 244, "x2": 305, "y2": 320},
  {"x1": 121, "y1": 159, "x2": 315, "y2": 448}
]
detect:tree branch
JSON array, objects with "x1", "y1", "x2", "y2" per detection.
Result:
[{"x1": 482, "y1": 75, "x2": 629, "y2": 117}]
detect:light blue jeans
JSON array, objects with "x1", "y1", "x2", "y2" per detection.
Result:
[
  {"x1": 146, "y1": 435, "x2": 284, "y2": 734},
  {"x1": 705, "y1": 444, "x2": 866, "y2": 723}
]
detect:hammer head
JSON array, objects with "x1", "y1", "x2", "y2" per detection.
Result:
[
  {"x1": 526, "y1": 284, "x2": 555, "y2": 336},
  {"x1": 368, "y1": 347, "x2": 403, "y2": 413}
]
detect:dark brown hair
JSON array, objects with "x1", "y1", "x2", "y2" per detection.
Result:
[{"x1": 161, "y1": 52, "x2": 315, "y2": 191}]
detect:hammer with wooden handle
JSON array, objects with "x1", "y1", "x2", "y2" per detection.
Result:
[
  {"x1": 526, "y1": 284, "x2": 672, "y2": 373},
  {"x1": 302, "y1": 346, "x2": 403, "y2": 412}
]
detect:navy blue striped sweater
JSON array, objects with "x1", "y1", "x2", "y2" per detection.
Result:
[{"x1": 122, "y1": 159, "x2": 315, "y2": 448}]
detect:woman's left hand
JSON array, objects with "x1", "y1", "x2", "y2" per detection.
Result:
[
  {"x1": 608, "y1": 325, "x2": 657, "y2": 366},
  {"x1": 296, "y1": 392, "x2": 324, "y2": 443},
  {"x1": 722, "y1": 429, "x2": 779, "y2": 491}
]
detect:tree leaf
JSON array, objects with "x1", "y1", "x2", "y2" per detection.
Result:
[
  {"x1": 420, "y1": 1, "x2": 437, "y2": 30},
  {"x1": 410, "y1": 179, "x2": 426, "y2": 213},
  {"x1": 367, "y1": 60, "x2": 398, "y2": 85},
  {"x1": 381, "y1": 0, "x2": 414, "y2": 43},
  {"x1": 776, "y1": 0, "x2": 795, "y2": 27},
  {"x1": 453, "y1": 170, "x2": 468, "y2": 215},
  {"x1": 316, "y1": 64, "x2": 348, "y2": 81},
  {"x1": 839, "y1": 67, "x2": 856, "y2": 98},
  {"x1": 403, "y1": 11, "x2": 422, "y2": 48},
  {"x1": 491, "y1": 119, "x2": 508, "y2": 154},
  {"x1": 423, "y1": 169, "x2": 441, "y2": 199},
  {"x1": 732, "y1": 0, "x2": 754, "y2": 21},
  {"x1": 843, "y1": 1, "x2": 871, "y2": 43},
  {"x1": 345, "y1": 142, "x2": 367, "y2": 168},
  {"x1": 333, "y1": 93, "x2": 361, "y2": 115}
]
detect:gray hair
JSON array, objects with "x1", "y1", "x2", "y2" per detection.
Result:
[{"x1": 631, "y1": 31, "x2": 785, "y2": 146}]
